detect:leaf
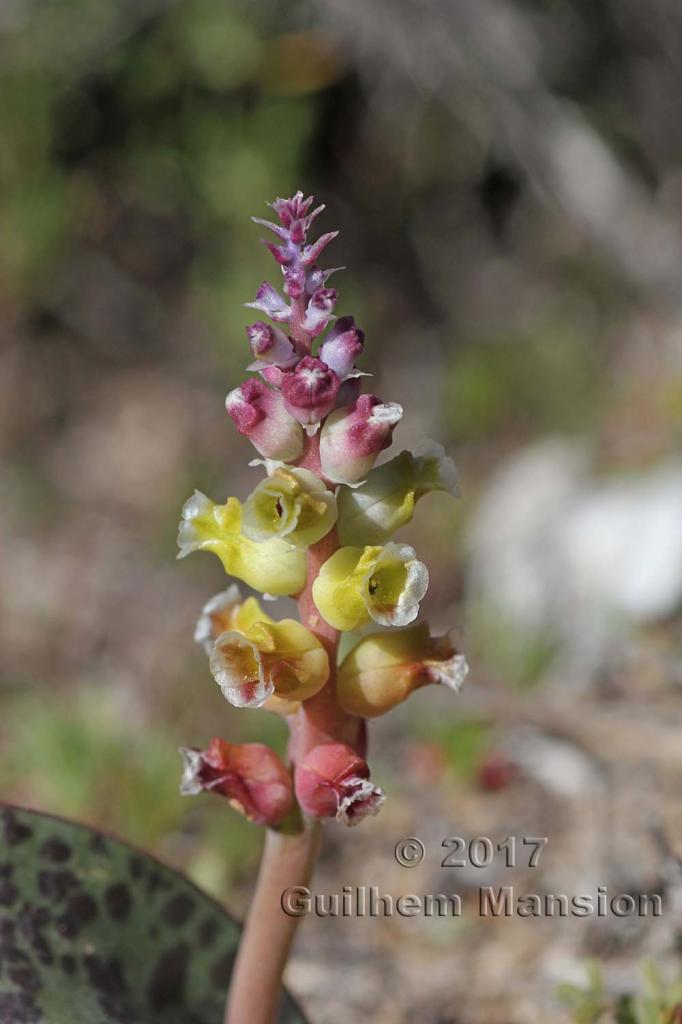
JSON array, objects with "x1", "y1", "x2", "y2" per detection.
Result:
[{"x1": 0, "y1": 805, "x2": 306, "y2": 1024}]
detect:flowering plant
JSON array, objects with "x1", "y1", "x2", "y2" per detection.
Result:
[{"x1": 178, "y1": 192, "x2": 467, "y2": 1023}]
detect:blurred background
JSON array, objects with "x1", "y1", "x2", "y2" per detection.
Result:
[{"x1": 1, "y1": 0, "x2": 682, "y2": 1021}]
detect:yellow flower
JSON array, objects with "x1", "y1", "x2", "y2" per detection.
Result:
[
  {"x1": 242, "y1": 467, "x2": 337, "y2": 549},
  {"x1": 209, "y1": 618, "x2": 329, "y2": 708},
  {"x1": 177, "y1": 491, "x2": 306, "y2": 596},
  {"x1": 312, "y1": 543, "x2": 429, "y2": 631},
  {"x1": 194, "y1": 584, "x2": 274, "y2": 653},
  {"x1": 337, "y1": 624, "x2": 468, "y2": 717},
  {"x1": 336, "y1": 441, "x2": 459, "y2": 545}
]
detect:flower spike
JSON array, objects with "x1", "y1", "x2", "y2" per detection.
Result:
[{"x1": 179, "y1": 189, "x2": 465, "y2": 858}]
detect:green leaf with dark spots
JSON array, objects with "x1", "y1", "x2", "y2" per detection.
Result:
[{"x1": 0, "y1": 805, "x2": 307, "y2": 1024}]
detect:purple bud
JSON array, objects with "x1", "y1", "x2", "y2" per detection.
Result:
[
  {"x1": 283, "y1": 265, "x2": 306, "y2": 299},
  {"x1": 319, "y1": 316, "x2": 364, "y2": 377},
  {"x1": 246, "y1": 322, "x2": 297, "y2": 370},
  {"x1": 301, "y1": 231, "x2": 339, "y2": 267},
  {"x1": 262, "y1": 239, "x2": 298, "y2": 266},
  {"x1": 226, "y1": 377, "x2": 303, "y2": 461},
  {"x1": 319, "y1": 394, "x2": 403, "y2": 484},
  {"x1": 281, "y1": 356, "x2": 341, "y2": 426},
  {"x1": 270, "y1": 191, "x2": 314, "y2": 229},
  {"x1": 303, "y1": 288, "x2": 337, "y2": 337},
  {"x1": 251, "y1": 216, "x2": 289, "y2": 242},
  {"x1": 245, "y1": 282, "x2": 291, "y2": 324},
  {"x1": 306, "y1": 265, "x2": 343, "y2": 293}
]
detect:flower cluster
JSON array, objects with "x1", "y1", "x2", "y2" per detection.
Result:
[{"x1": 178, "y1": 192, "x2": 466, "y2": 829}]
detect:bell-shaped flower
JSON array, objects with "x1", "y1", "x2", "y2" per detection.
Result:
[
  {"x1": 177, "y1": 491, "x2": 306, "y2": 596},
  {"x1": 209, "y1": 618, "x2": 329, "y2": 708},
  {"x1": 337, "y1": 624, "x2": 468, "y2": 718},
  {"x1": 194, "y1": 584, "x2": 273, "y2": 654},
  {"x1": 295, "y1": 743, "x2": 385, "y2": 826},
  {"x1": 318, "y1": 316, "x2": 364, "y2": 378},
  {"x1": 225, "y1": 378, "x2": 303, "y2": 462},
  {"x1": 319, "y1": 395, "x2": 403, "y2": 485},
  {"x1": 336, "y1": 440, "x2": 459, "y2": 545},
  {"x1": 179, "y1": 738, "x2": 294, "y2": 826},
  {"x1": 244, "y1": 281, "x2": 291, "y2": 324},
  {"x1": 302, "y1": 288, "x2": 337, "y2": 337},
  {"x1": 312, "y1": 542, "x2": 429, "y2": 631},
  {"x1": 281, "y1": 356, "x2": 340, "y2": 427},
  {"x1": 242, "y1": 467, "x2": 337, "y2": 549},
  {"x1": 246, "y1": 322, "x2": 298, "y2": 371}
]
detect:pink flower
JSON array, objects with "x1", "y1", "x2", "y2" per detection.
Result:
[
  {"x1": 295, "y1": 743, "x2": 385, "y2": 826},
  {"x1": 246, "y1": 322, "x2": 298, "y2": 370},
  {"x1": 179, "y1": 738, "x2": 294, "y2": 826},
  {"x1": 281, "y1": 356, "x2": 340, "y2": 427},
  {"x1": 244, "y1": 281, "x2": 291, "y2": 324},
  {"x1": 319, "y1": 394, "x2": 403, "y2": 484},
  {"x1": 302, "y1": 288, "x2": 337, "y2": 337},
  {"x1": 226, "y1": 378, "x2": 303, "y2": 461},
  {"x1": 319, "y1": 316, "x2": 364, "y2": 378}
]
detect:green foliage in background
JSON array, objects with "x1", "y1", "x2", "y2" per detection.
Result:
[{"x1": 558, "y1": 962, "x2": 682, "y2": 1024}]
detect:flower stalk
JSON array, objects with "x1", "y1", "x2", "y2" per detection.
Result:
[{"x1": 177, "y1": 191, "x2": 467, "y2": 1023}]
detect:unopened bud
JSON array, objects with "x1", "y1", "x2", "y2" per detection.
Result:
[
  {"x1": 226, "y1": 378, "x2": 303, "y2": 462},
  {"x1": 179, "y1": 739, "x2": 293, "y2": 826},
  {"x1": 295, "y1": 743, "x2": 385, "y2": 826},
  {"x1": 319, "y1": 395, "x2": 402, "y2": 485},
  {"x1": 281, "y1": 356, "x2": 340, "y2": 427},
  {"x1": 246, "y1": 322, "x2": 297, "y2": 370},
  {"x1": 318, "y1": 316, "x2": 364, "y2": 377},
  {"x1": 245, "y1": 281, "x2": 291, "y2": 323},
  {"x1": 302, "y1": 288, "x2": 337, "y2": 336}
]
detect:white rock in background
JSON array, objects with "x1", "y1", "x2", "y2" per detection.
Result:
[{"x1": 467, "y1": 438, "x2": 682, "y2": 678}]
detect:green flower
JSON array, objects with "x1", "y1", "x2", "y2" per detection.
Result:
[
  {"x1": 336, "y1": 441, "x2": 458, "y2": 545},
  {"x1": 312, "y1": 543, "x2": 429, "y2": 631},
  {"x1": 177, "y1": 491, "x2": 306, "y2": 596},
  {"x1": 242, "y1": 467, "x2": 337, "y2": 549}
]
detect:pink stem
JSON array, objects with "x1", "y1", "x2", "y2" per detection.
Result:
[{"x1": 225, "y1": 431, "x2": 360, "y2": 1024}]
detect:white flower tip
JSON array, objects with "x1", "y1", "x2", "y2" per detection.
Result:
[
  {"x1": 176, "y1": 520, "x2": 200, "y2": 558},
  {"x1": 248, "y1": 457, "x2": 286, "y2": 475},
  {"x1": 179, "y1": 747, "x2": 204, "y2": 796},
  {"x1": 181, "y1": 489, "x2": 212, "y2": 520},
  {"x1": 432, "y1": 654, "x2": 469, "y2": 693},
  {"x1": 337, "y1": 778, "x2": 386, "y2": 826},
  {"x1": 193, "y1": 585, "x2": 243, "y2": 650},
  {"x1": 413, "y1": 439, "x2": 460, "y2": 497},
  {"x1": 370, "y1": 402, "x2": 403, "y2": 427}
]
